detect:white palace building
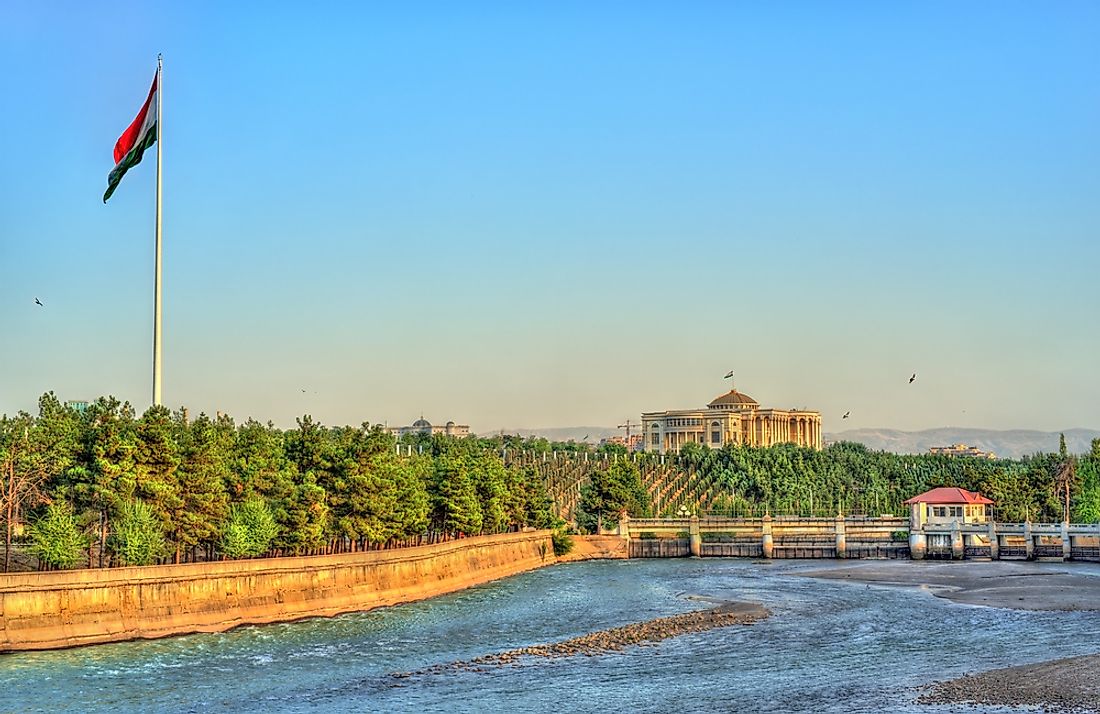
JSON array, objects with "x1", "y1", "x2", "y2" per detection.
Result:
[{"x1": 642, "y1": 387, "x2": 822, "y2": 454}]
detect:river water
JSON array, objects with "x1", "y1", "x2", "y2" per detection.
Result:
[{"x1": 2, "y1": 559, "x2": 1099, "y2": 713}]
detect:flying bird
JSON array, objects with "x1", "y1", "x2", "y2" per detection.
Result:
[
  {"x1": 723, "y1": 370, "x2": 734, "y2": 379},
  {"x1": 909, "y1": 373, "x2": 916, "y2": 384},
  {"x1": 842, "y1": 411, "x2": 850, "y2": 419},
  {"x1": 34, "y1": 297, "x2": 44, "y2": 307}
]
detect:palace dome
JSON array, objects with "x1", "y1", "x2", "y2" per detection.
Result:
[
  {"x1": 412, "y1": 418, "x2": 431, "y2": 428},
  {"x1": 707, "y1": 390, "x2": 759, "y2": 409}
]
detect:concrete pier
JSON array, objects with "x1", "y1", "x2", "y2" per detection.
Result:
[
  {"x1": 761, "y1": 515, "x2": 774, "y2": 558},
  {"x1": 689, "y1": 516, "x2": 702, "y2": 557}
]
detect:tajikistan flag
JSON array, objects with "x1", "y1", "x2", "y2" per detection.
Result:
[{"x1": 103, "y1": 74, "x2": 158, "y2": 203}]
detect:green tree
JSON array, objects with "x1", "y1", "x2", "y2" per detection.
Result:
[
  {"x1": 219, "y1": 498, "x2": 279, "y2": 559},
  {"x1": 59, "y1": 396, "x2": 138, "y2": 568},
  {"x1": 172, "y1": 412, "x2": 231, "y2": 561},
  {"x1": 29, "y1": 501, "x2": 89, "y2": 569},
  {"x1": 133, "y1": 406, "x2": 184, "y2": 561},
  {"x1": 109, "y1": 499, "x2": 167, "y2": 566},
  {"x1": 575, "y1": 458, "x2": 651, "y2": 533},
  {"x1": 433, "y1": 454, "x2": 482, "y2": 535},
  {"x1": 1074, "y1": 439, "x2": 1100, "y2": 522}
]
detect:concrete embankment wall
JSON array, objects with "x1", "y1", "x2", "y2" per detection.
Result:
[{"x1": 0, "y1": 530, "x2": 554, "y2": 652}]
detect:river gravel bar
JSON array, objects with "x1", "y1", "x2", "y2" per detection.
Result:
[
  {"x1": 397, "y1": 600, "x2": 767, "y2": 676},
  {"x1": 800, "y1": 560, "x2": 1100, "y2": 611},
  {"x1": 920, "y1": 653, "x2": 1100, "y2": 712}
]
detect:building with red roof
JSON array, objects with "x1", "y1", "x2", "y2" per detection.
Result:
[{"x1": 905, "y1": 487, "x2": 993, "y2": 530}]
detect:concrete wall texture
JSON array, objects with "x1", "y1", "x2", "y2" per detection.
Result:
[{"x1": 0, "y1": 530, "x2": 554, "y2": 652}]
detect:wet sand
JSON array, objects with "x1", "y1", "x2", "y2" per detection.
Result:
[
  {"x1": 800, "y1": 560, "x2": 1100, "y2": 611},
  {"x1": 801, "y1": 561, "x2": 1100, "y2": 711},
  {"x1": 395, "y1": 600, "x2": 767, "y2": 676},
  {"x1": 920, "y1": 653, "x2": 1100, "y2": 712}
]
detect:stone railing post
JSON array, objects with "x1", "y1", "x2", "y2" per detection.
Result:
[
  {"x1": 619, "y1": 514, "x2": 631, "y2": 540},
  {"x1": 1062, "y1": 521, "x2": 1071, "y2": 561},
  {"x1": 689, "y1": 515, "x2": 701, "y2": 557},
  {"x1": 1024, "y1": 521, "x2": 1034, "y2": 560},
  {"x1": 835, "y1": 514, "x2": 847, "y2": 559},
  {"x1": 761, "y1": 515, "x2": 774, "y2": 558},
  {"x1": 988, "y1": 521, "x2": 999, "y2": 560},
  {"x1": 951, "y1": 521, "x2": 964, "y2": 559}
]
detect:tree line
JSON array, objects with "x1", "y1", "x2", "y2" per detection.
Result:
[
  {"x1": 569, "y1": 438, "x2": 1100, "y2": 530},
  {"x1": 5, "y1": 393, "x2": 1098, "y2": 566},
  {"x1": 1, "y1": 394, "x2": 554, "y2": 571}
]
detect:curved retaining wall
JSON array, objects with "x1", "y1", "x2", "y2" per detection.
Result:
[{"x1": 0, "y1": 530, "x2": 554, "y2": 652}]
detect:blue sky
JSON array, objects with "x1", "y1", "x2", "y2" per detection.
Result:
[{"x1": 1, "y1": 2, "x2": 1098, "y2": 433}]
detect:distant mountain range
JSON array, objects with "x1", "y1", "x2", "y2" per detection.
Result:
[
  {"x1": 496, "y1": 426, "x2": 622, "y2": 444},
  {"x1": 503, "y1": 425, "x2": 1100, "y2": 459},
  {"x1": 825, "y1": 428, "x2": 1100, "y2": 459}
]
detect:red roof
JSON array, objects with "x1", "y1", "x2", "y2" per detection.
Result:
[{"x1": 903, "y1": 487, "x2": 993, "y2": 505}]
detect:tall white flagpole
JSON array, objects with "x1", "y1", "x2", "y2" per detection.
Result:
[{"x1": 153, "y1": 53, "x2": 163, "y2": 407}]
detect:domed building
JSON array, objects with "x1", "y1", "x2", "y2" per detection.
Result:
[
  {"x1": 388, "y1": 416, "x2": 471, "y2": 438},
  {"x1": 641, "y1": 387, "x2": 821, "y2": 454}
]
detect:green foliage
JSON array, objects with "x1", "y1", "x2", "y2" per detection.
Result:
[
  {"x1": 28, "y1": 501, "x2": 89, "y2": 569},
  {"x1": 109, "y1": 499, "x2": 167, "y2": 566},
  {"x1": 433, "y1": 454, "x2": 483, "y2": 535},
  {"x1": 220, "y1": 498, "x2": 278, "y2": 558},
  {"x1": 551, "y1": 528, "x2": 574, "y2": 556},
  {"x1": 575, "y1": 458, "x2": 651, "y2": 533}
]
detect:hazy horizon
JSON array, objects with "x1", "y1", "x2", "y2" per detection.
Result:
[{"x1": 3, "y1": 3, "x2": 1098, "y2": 433}]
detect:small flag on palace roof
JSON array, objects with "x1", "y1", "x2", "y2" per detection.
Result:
[{"x1": 103, "y1": 74, "x2": 158, "y2": 203}]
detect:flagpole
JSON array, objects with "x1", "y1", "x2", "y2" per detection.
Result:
[{"x1": 153, "y1": 53, "x2": 163, "y2": 407}]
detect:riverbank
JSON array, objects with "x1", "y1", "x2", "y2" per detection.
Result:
[
  {"x1": 0, "y1": 530, "x2": 554, "y2": 652},
  {"x1": 554, "y1": 535, "x2": 628, "y2": 562},
  {"x1": 799, "y1": 559, "x2": 1100, "y2": 610},
  {"x1": 920, "y1": 652, "x2": 1100, "y2": 712}
]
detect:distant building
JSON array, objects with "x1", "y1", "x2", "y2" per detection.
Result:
[
  {"x1": 65, "y1": 400, "x2": 89, "y2": 414},
  {"x1": 388, "y1": 417, "x2": 471, "y2": 439},
  {"x1": 928, "y1": 443, "x2": 997, "y2": 459},
  {"x1": 642, "y1": 387, "x2": 822, "y2": 454},
  {"x1": 599, "y1": 434, "x2": 645, "y2": 452},
  {"x1": 904, "y1": 487, "x2": 993, "y2": 529}
]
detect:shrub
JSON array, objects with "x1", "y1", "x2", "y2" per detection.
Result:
[{"x1": 551, "y1": 529, "x2": 574, "y2": 556}]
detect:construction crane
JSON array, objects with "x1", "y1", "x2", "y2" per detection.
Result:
[{"x1": 617, "y1": 419, "x2": 640, "y2": 442}]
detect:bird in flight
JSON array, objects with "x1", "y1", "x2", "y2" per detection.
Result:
[
  {"x1": 909, "y1": 373, "x2": 916, "y2": 384},
  {"x1": 34, "y1": 297, "x2": 44, "y2": 307},
  {"x1": 723, "y1": 370, "x2": 734, "y2": 379},
  {"x1": 300, "y1": 389, "x2": 306, "y2": 393},
  {"x1": 842, "y1": 411, "x2": 850, "y2": 419}
]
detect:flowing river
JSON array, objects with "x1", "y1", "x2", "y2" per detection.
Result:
[{"x1": 2, "y1": 559, "x2": 1099, "y2": 713}]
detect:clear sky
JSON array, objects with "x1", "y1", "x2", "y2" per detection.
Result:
[{"x1": 1, "y1": 2, "x2": 1098, "y2": 433}]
